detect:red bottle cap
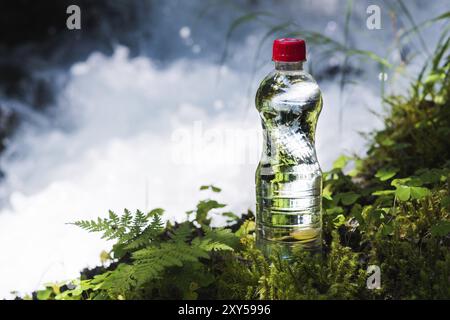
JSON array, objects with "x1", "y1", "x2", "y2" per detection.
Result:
[{"x1": 272, "y1": 38, "x2": 306, "y2": 62}]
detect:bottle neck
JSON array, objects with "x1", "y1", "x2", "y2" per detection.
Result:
[{"x1": 274, "y1": 61, "x2": 304, "y2": 71}]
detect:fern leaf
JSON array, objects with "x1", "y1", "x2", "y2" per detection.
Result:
[
  {"x1": 202, "y1": 227, "x2": 239, "y2": 250},
  {"x1": 130, "y1": 237, "x2": 210, "y2": 288},
  {"x1": 197, "y1": 238, "x2": 235, "y2": 252},
  {"x1": 101, "y1": 265, "x2": 136, "y2": 298},
  {"x1": 169, "y1": 223, "x2": 193, "y2": 243},
  {"x1": 72, "y1": 208, "x2": 165, "y2": 247}
]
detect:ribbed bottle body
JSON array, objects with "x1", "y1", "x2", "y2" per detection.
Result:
[{"x1": 255, "y1": 65, "x2": 323, "y2": 257}]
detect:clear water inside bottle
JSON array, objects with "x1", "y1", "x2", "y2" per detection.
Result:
[{"x1": 255, "y1": 61, "x2": 323, "y2": 257}]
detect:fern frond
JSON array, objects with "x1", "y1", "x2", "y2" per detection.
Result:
[
  {"x1": 72, "y1": 217, "x2": 112, "y2": 235},
  {"x1": 197, "y1": 238, "x2": 235, "y2": 252},
  {"x1": 124, "y1": 209, "x2": 165, "y2": 251},
  {"x1": 101, "y1": 265, "x2": 136, "y2": 298},
  {"x1": 169, "y1": 223, "x2": 193, "y2": 243},
  {"x1": 203, "y1": 227, "x2": 240, "y2": 250},
  {"x1": 131, "y1": 241, "x2": 209, "y2": 287},
  {"x1": 71, "y1": 208, "x2": 165, "y2": 247}
]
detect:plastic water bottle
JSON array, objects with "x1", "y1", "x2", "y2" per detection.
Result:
[{"x1": 255, "y1": 38, "x2": 323, "y2": 257}]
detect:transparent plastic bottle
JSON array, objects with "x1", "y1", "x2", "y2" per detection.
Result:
[{"x1": 255, "y1": 38, "x2": 323, "y2": 257}]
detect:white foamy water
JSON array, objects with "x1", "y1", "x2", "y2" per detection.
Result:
[{"x1": 0, "y1": 45, "x2": 384, "y2": 297}]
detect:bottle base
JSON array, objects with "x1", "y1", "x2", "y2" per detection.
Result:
[{"x1": 256, "y1": 234, "x2": 322, "y2": 259}]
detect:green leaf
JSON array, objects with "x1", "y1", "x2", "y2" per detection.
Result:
[
  {"x1": 326, "y1": 206, "x2": 344, "y2": 215},
  {"x1": 322, "y1": 184, "x2": 333, "y2": 200},
  {"x1": 200, "y1": 185, "x2": 222, "y2": 192},
  {"x1": 222, "y1": 211, "x2": 240, "y2": 222},
  {"x1": 350, "y1": 204, "x2": 364, "y2": 224},
  {"x1": 380, "y1": 137, "x2": 395, "y2": 147},
  {"x1": 372, "y1": 189, "x2": 396, "y2": 196},
  {"x1": 235, "y1": 220, "x2": 255, "y2": 237},
  {"x1": 332, "y1": 155, "x2": 350, "y2": 169},
  {"x1": 392, "y1": 177, "x2": 423, "y2": 187},
  {"x1": 369, "y1": 209, "x2": 385, "y2": 224},
  {"x1": 410, "y1": 187, "x2": 430, "y2": 200},
  {"x1": 340, "y1": 192, "x2": 360, "y2": 206},
  {"x1": 195, "y1": 200, "x2": 226, "y2": 226},
  {"x1": 424, "y1": 72, "x2": 445, "y2": 85},
  {"x1": 440, "y1": 196, "x2": 450, "y2": 209},
  {"x1": 375, "y1": 167, "x2": 398, "y2": 181},
  {"x1": 322, "y1": 193, "x2": 333, "y2": 201},
  {"x1": 202, "y1": 227, "x2": 239, "y2": 251},
  {"x1": 36, "y1": 289, "x2": 53, "y2": 300},
  {"x1": 381, "y1": 223, "x2": 394, "y2": 236},
  {"x1": 395, "y1": 185, "x2": 411, "y2": 201},
  {"x1": 417, "y1": 170, "x2": 441, "y2": 184},
  {"x1": 333, "y1": 214, "x2": 346, "y2": 228},
  {"x1": 430, "y1": 221, "x2": 450, "y2": 237}
]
